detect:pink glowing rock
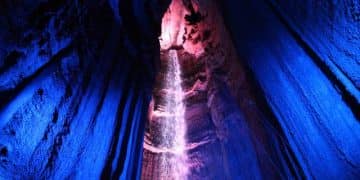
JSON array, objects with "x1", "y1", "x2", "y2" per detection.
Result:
[{"x1": 159, "y1": 0, "x2": 204, "y2": 57}]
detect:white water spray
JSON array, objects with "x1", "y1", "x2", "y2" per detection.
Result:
[{"x1": 157, "y1": 49, "x2": 188, "y2": 180}]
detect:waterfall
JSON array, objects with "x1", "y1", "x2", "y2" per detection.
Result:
[{"x1": 158, "y1": 49, "x2": 188, "y2": 180}]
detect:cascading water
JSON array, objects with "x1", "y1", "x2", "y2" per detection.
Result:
[
  {"x1": 142, "y1": 1, "x2": 191, "y2": 178},
  {"x1": 159, "y1": 49, "x2": 188, "y2": 180},
  {"x1": 143, "y1": 49, "x2": 188, "y2": 180}
]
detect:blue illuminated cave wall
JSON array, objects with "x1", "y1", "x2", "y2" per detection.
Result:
[
  {"x1": 0, "y1": 0, "x2": 170, "y2": 179},
  {"x1": 219, "y1": 0, "x2": 360, "y2": 178},
  {"x1": 0, "y1": 0, "x2": 359, "y2": 179}
]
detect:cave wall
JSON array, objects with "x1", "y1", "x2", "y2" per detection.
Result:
[
  {"x1": 1, "y1": 0, "x2": 359, "y2": 179},
  {"x1": 0, "y1": 0, "x2": 170, "y2": 179},
  {"x1": 142, "y1": 0, "x2": 301, "y2": 179},
  {"x1": 219, "y1": 0, "x2": 360, "y2": 178},
  {"x1": 269, "y1": 0, "x2": 360, "y2": 101}
]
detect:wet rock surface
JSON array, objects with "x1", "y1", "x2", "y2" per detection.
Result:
[
  {"x1": 142, "y1": 0, "x2": 297, "y2": 179},
  {"x1": 1, "y1": 0, "x2": 360, "y2": 179}
]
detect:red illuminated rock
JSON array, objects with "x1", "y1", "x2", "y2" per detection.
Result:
[{"x1": 142, "y1": 0, "x2": 292, "y2": 179}]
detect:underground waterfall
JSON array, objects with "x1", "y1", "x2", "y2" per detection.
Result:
[
  {"x1": 142, "y1": 49, "x2": 188, "y2": 180},
  {"x1": 2, "y1": 0, "x2": 360, "y2": 179},
  {"x1": 158, "y1": 49, "x2": 188, "y2": 179},
  {"x1": 142, "y1": 0, "x2": 192, "y2": 179}
]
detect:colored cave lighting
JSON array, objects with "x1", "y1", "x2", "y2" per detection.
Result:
[
  {"x1": 159, "y1": 0, "x2": 205, "y2": 57},
  {"x1": 156, "y1": 50, "x2": 188, "y2": 180},
  {"x1": 159, "y1": 0, "x2": 186, "y2": 50}
]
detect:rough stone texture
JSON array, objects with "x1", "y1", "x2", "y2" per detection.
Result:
[
  {"x1": 0, "y1": 0, "x2": 170, "y2": 179},
  {"x1": 1, "y1": 0, "x2": 360, "y2": 179},
  {"x1": 142, "y1": 0, "x2": 299, "y2": 179},
  {"x1": 220, "y1": 0, "x2": 360, "y2": 178},
  {"x1": 270, "y1": 0, "x2": 360, "y2": 98}
]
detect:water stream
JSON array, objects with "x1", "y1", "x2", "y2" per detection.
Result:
[{"x1": 158, "y1": 49, "x2": 188, "y2": 180}]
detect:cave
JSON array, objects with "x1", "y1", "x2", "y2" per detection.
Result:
[{"x1": 0, "y1": 0, "x2": 360, "y2": 179}]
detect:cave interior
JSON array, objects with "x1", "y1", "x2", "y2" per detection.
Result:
[{"x1": 0, "y1": 0, "x2": 360, "y2": 179}]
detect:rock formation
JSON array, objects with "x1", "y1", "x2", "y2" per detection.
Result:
[
  {"x1": 0, "y1": 0, "x2": 359, "y2": 179},
  {"x1": 0, "y1": 0, "x2": 170, "y2": 178},
  {"x1": 143, "y1": 0, "x2": 300, "y2": 179}
]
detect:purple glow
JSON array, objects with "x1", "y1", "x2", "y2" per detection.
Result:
[{"x1": 144, "y1": 50, "x2": 188, "y2": 180}]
